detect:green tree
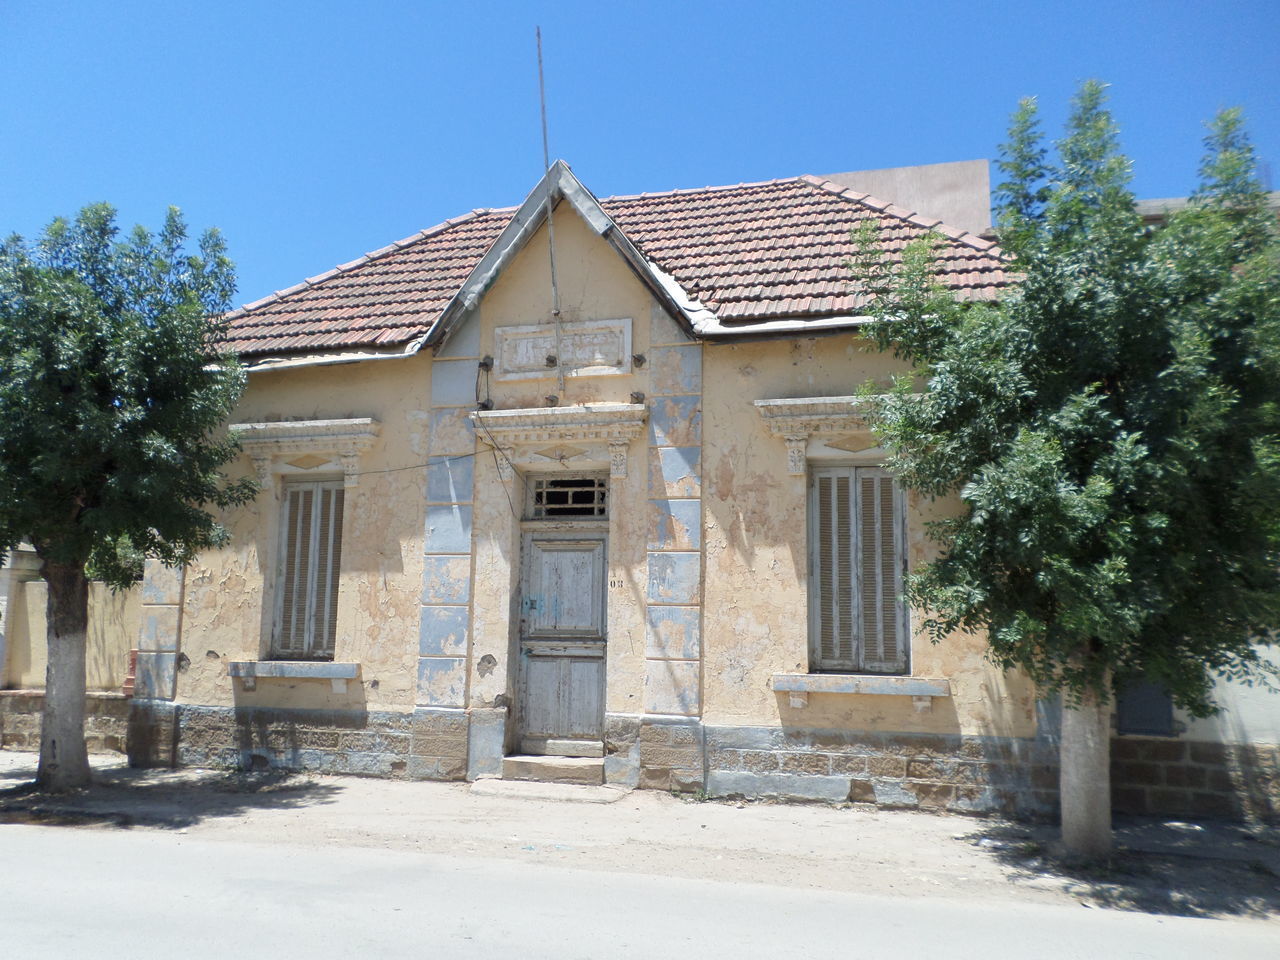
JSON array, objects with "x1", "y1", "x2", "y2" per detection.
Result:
[
  {"x1": 0, "y1": 205, "x2": 256, "y2": 791},
  {"x1": 853, "y1": 83, "x2": 1280, "y2": 858}
]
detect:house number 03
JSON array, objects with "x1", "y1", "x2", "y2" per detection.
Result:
[{"x1": 609, "y1": 578, "x2": 624, "y2": 589}]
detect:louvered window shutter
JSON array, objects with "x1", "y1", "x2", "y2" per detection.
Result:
[
  {"x1": 857, "y1": 469, "x2": 906, "y2": 673},
  {"x1": 810, "y1": 466, "x2": 907, "y2": 674},
  {"x1": 811, "y1": 470, "x2": 856, "y2": 670},
  {"x1": 273, "y1": 480, "x2": 344, "y2": 659},
  {"x1": 314, "y1": 485, "x2": 344, "y2": 657}
]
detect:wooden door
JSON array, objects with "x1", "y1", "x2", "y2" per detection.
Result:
[{"x1": 518, "y1": 536, "x2": 606, "y2": 755}]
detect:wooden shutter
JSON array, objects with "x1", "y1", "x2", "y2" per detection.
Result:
[
  {"x1": 273, "y1": 480, "x2": 344, "y2": 659},
  {"x1": 810, "y1": 466, "x2": 907, "y2": 674},
  {"x1": 857, "y1": 469, "x2": 906, "y2": 673},
  {"x1": 811, "y1": 469, "x2": 857, "y2": 670},
  {"x1": 314, "y1": 485, "x2": 344, "y2": 657}
]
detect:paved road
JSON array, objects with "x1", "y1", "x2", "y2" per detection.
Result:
[{"x1": 4, "y1": 824, "x2": 1276, "y2": 960}]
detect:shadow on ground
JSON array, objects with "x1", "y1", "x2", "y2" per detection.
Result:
[
  {"x1": 961, "y1": 815, "x2": 1280, "y2": 920},
  {"x1": 0, "y1": 757, "x2": 343, "y2": 830}
]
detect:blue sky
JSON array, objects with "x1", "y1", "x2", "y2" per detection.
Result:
[{"x1": 4, "y1": 1, "x2": 1277, "y2": 307}]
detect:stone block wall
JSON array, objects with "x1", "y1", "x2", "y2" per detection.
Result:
[
  {"x1": 637, "y1": 716, "x2": 704, "y2": 792},
  {"x1": 117, "y1": 703, "x2": 472, "y2": 780},
  {"x1": 704, "y1": 725, "x2": 1059, "y2": 817},
  {"x1": 1111, "y1": 736, "x2": 1280, "y2": 823},
  {"x1": 0, "y1": 691, "x2": 129, "y2": 754}
]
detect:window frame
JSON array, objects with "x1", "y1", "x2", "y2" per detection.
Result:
[
  {"x1": 524, "y1": 472, "x2": 610, "y2": 521},
  {"x1": 807, "y1": 464, "x2": 909, "y2": 675},
  {"x1": 270, "y1": 476, "x2": 346, "y2": 661}
]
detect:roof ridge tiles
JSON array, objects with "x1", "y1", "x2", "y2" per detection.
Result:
[{"x1": 599, "y1": 175, "x2": 803, "y2": 204}]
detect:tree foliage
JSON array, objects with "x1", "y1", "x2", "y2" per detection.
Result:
[
  {"x1": 0, "y1": 204, "x2": 256, "y2": 583},
  {"x1": 853, "y1": 82, "x2": 1280, "y2": 715}
]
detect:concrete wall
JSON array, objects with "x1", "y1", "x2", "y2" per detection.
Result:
[
  {"x1": 171, "y1": 353, "x2": 432, "y2": 715},
  {"x1": 2, "y1": 569, "x2": 139, "y2": 693},
  {"x1": 1181, "y1": 650, "x2": 1280, "y2": 746},
  {"x1": 822, "y1": 159, "x2": 991, "y2": 236}
]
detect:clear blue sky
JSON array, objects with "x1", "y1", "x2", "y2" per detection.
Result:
[{"x1": 4, "y1": 1, "x2": 1277, "y2": 307}]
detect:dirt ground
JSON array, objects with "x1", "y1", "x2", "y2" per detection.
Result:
[{"x1": 2, "y1": 750, "x2": 1277, "y2": 923}]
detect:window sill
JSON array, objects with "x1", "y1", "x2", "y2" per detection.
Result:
[
  {"x1": 772, "y1": 673, "x2": 950, "y2": 711},
  {"x1": 228, "y1": 660, "x2": 359, "y2": 693}
]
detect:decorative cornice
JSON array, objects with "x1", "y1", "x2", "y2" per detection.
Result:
[
  {"x1": 472, "y1": 404, "x2": 647, "y2": 479},
  {"x1": 230, "y1": 418, "x2": 381, "y2": 488},
  {"x1": 753, "y1": 396, "x2": 880, "y2": 437},
  {"x1": 472, "y1": 404, "x2": 647, "y2": 445},
  {"x1": 754, "y1": 396, "x2": 886, "y2": 475}
]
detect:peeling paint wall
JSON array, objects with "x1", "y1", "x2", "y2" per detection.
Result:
[
  {"x1": 701, "y1": 336, "x2": 1037, "y2": 737},
  {"x1": 174, "y1": 354, "x2": 430, "y2": 713},
  {"x1": 467, "y1": 209, "x2": 679, "y2": 731}
]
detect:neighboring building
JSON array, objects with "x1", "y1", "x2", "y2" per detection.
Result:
[{"x1": 1, "y1": 161, "x2": 1276, "y2": 823}]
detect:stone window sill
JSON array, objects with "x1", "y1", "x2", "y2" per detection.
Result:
[
  {"x1": 772, "y1": 673, "x2": 950, "y2": 711},
  {"x1": 228, "y1": 661, "x2": 359, "y2": 693}
]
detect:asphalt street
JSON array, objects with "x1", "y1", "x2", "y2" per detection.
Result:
[{"x1": 4, "y1": 824, "x2": 1277, "y2": 960}]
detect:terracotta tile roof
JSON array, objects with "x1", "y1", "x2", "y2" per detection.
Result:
[{"x1": 225, "y1": 175, "x2": 1009, "y2": 358}]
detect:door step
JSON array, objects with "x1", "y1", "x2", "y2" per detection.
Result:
[
  {"x1": 501, "y1": 754, "x2": 604, "y2": 786},
  {"x1": 520, "y1": 737, "x2": 605, "y2": 758}
]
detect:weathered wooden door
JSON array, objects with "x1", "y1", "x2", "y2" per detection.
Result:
[{"x1": 518, "y1": 535, "x2": 606, "y2": 756}]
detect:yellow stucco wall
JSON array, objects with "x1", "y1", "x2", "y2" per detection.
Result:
[
  {"x1": 171, "y1": 205, "x2": 1035, "y2": 740},
  {"x1": 476, "y1": 205, "x2": 656, "y2": 409},
  {"x1": 466, "y1": 207, "x2": 660, "y2": 717},
  {"x1": 701, "y1": 336, "x2": 1037, "y2": 737},
  {"x1": 174, "y1": 353, "x2": 431, "y2": 712},
  {"x1": 5, "y1": 579, "x2": 138, "y2": 691}
]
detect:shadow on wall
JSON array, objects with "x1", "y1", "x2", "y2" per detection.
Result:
[{"x1": 229, "y1": 678, "x2": 373, "y2": 772}]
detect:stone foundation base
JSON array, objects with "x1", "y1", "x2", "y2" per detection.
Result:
[
  {"x1": 124, "y1": 702, "x2": 474, "y2": 780},
  {"x1": 704, "y1": 725, "x2": 1059, "y2": 817},
  {"x1": 0, "y1": 691, "x2": 129, "y2": 754},
  {"x1": 114, "y1": 702, "x2": 1278, "y2": 823}
]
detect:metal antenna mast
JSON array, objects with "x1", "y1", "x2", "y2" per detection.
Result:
[{"x1": 536, "y1": 27, "x2": 565, "y2": 396}]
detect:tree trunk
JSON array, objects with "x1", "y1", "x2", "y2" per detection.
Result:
[
  {"x1": 1059, "y1": 687, "x2": 1112, "y2": 860},
  {"x1": 37, "y1": 560, "x2": 92, "y2": 791}
]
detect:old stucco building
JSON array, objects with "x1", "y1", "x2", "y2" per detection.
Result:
[{"x1": 2, "y1": 161, "x2": 1277, "y2": 821}]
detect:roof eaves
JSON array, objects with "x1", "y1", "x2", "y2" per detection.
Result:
[
  {"x1": 696, "y1": 312, "x2": 873, "y2": 340},
  {"x1": 242, "y1": 337, "x2": 427, "y2": 373}
]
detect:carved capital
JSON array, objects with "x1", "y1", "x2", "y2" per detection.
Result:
[
  {"x1": 608, "y1": 440, "x2": 629, "y2": 479},
  {"x1": 784, "y1": 436, "x2": 807, "y2": 476},
  {"x1": 340, "y1": 453, "x2": 362, "y2": 488},
  {"x1": 495, "y1": 456, "x2": 515, "y2": 483},
  {"x1": 250, "y1": 455, "x2": 272, "y2": 486}
]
